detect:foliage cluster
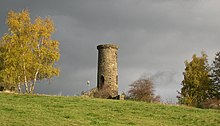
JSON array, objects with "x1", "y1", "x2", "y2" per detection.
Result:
[
  {"x1": 178, "y1": 51, "x2": 220, "y2": 108},
  {"x1": 0, "y1": 10, "x2": 60, "y2": 93},
  {"x1": 128, "y1": 76, "x2": 160, "y2": 103},
  {"x1": 211, "y1": 52, "x2": 220, "y2": 99},
  {"x1": 202, "y1": 99, "x2": 220, "y2": 109},
  {"x1": 93, "y1": 84, "x2": 118, "y2": 99}
]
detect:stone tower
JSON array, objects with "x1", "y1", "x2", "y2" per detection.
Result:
[{"x1": 97, "y1": 44, "x2": 119, "y2": 97}]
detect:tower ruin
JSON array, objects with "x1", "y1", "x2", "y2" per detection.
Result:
[{"x1": 97, "y1": 44, "x2": 119, "y2": 97}]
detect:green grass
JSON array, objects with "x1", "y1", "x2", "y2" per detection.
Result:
[{"x1": 0, "y1": 93, "x2": 219, "y2": 126}]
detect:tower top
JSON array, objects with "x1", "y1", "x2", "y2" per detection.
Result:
[{"x1": 97, "y1": 44, "x2": 119, "y2": 50}]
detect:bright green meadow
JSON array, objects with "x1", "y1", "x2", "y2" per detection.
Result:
[{"x1": 0, "y1": 93, "x2": 219, "y2": 126}]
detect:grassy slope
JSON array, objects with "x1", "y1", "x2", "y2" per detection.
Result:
[{"x1": 0, "y1": 93, "x2": 219, "y2": 126}]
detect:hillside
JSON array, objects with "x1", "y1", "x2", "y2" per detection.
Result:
[{"x1": 0, "y1": 93, "x2": 219, "y2": 126}]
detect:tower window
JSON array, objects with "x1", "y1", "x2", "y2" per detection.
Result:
[{"x1": 100, "y1": 75, "x2": 104, "y2": 88}]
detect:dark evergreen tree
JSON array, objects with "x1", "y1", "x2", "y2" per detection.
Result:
[{"x1": 211, "y1": 52, "x2": 220, "y2": 99}]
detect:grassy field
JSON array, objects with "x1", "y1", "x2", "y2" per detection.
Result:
[{"x1": 0, "y1": 93, "x2": 219, "y2": 126}]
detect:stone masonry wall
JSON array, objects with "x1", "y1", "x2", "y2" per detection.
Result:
[{"x1": 97, "y1": 44, "x2": 118, "y2": 97}]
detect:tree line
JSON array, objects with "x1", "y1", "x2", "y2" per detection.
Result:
[
  {"x1": 0, "y1": 10, "x2": 60, "y2": 93},
  {"x1": 126, "y1": 51, "x2": 220, "y2": 109},
  {"x1": 178, "y1": 51, "x2": 220, "y2": 108}
]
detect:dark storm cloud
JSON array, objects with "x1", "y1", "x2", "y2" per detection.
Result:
[{"x1": 1, "y1": 0, "x2": 220, "y2": 102}]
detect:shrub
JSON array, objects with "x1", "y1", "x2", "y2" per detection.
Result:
[
  {"x1": 201, "y1": 99, "x2": 220, "y2": 109},
  {"x1": 93, "y1": 84, "x2": 117, "y2": 99},
  {"x1": 128, "y1": 76, "x2": 160, "y2": 103}
]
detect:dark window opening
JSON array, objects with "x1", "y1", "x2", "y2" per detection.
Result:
[{"x1": 101, "y1": 75, "x2": 104, "y2": 89}]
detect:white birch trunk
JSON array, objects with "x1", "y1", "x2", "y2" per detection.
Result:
[
  {"x1": 30, "y1": 69, "x2": 39, "y2": 93},
  {"x1": 18, "y1": 83, "x2": 21, "y2": 93},
  {"x1": 17, "y1": 76, "x2": 21, "y2": 93},
  {"x1": 24, "y1": 75, "x2": 28, "y2": 93}
]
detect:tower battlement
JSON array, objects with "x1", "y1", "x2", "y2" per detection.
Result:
[{"x1": 97, "y1": 44, "x2": 118, "y2": 50}]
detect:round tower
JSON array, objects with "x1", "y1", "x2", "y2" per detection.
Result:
[{"x1": 97, "y1": 44, "x2": 119, "y2": 97}]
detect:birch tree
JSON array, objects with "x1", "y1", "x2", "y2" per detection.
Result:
[{"x1": 0, "y1": 9, "x2": 60, "y2": 93}]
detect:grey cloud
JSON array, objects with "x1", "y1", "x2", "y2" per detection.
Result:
[
  {"x1": 1, "y1": 0, "x2": 220, "y2": 102},
  {"x1": 151, "y1": 71, "x2": 179, "y2": 86}
]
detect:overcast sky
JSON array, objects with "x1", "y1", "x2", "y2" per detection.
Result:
[{"x1": 1, "y1": 0, "x2": 220, "y2": 102}]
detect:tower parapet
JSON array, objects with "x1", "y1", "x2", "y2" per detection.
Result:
[{"x1": 97, "y1": 44, "x2": 119, "y2": 50}]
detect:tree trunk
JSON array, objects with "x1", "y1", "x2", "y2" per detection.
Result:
[
  {"x1": 22, "y1": 52, "x2": 29, "y2": 93},
  {"x1": 30, "y1": 69, "x2": 39, "y2": 93},
  {"x1": 18, "y1": 83, "x2": 21, "y2": 93},
  {"x1": 17, "y1": 76, "x2": 21, "y2": 93},
  {"x1": 24, "y1": 75, "x2": 29, "y2": 93}
]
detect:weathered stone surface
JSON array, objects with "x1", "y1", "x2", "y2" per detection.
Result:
[{"x1": 97, "y1": 44, "x2": 118, "y2": 97}]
